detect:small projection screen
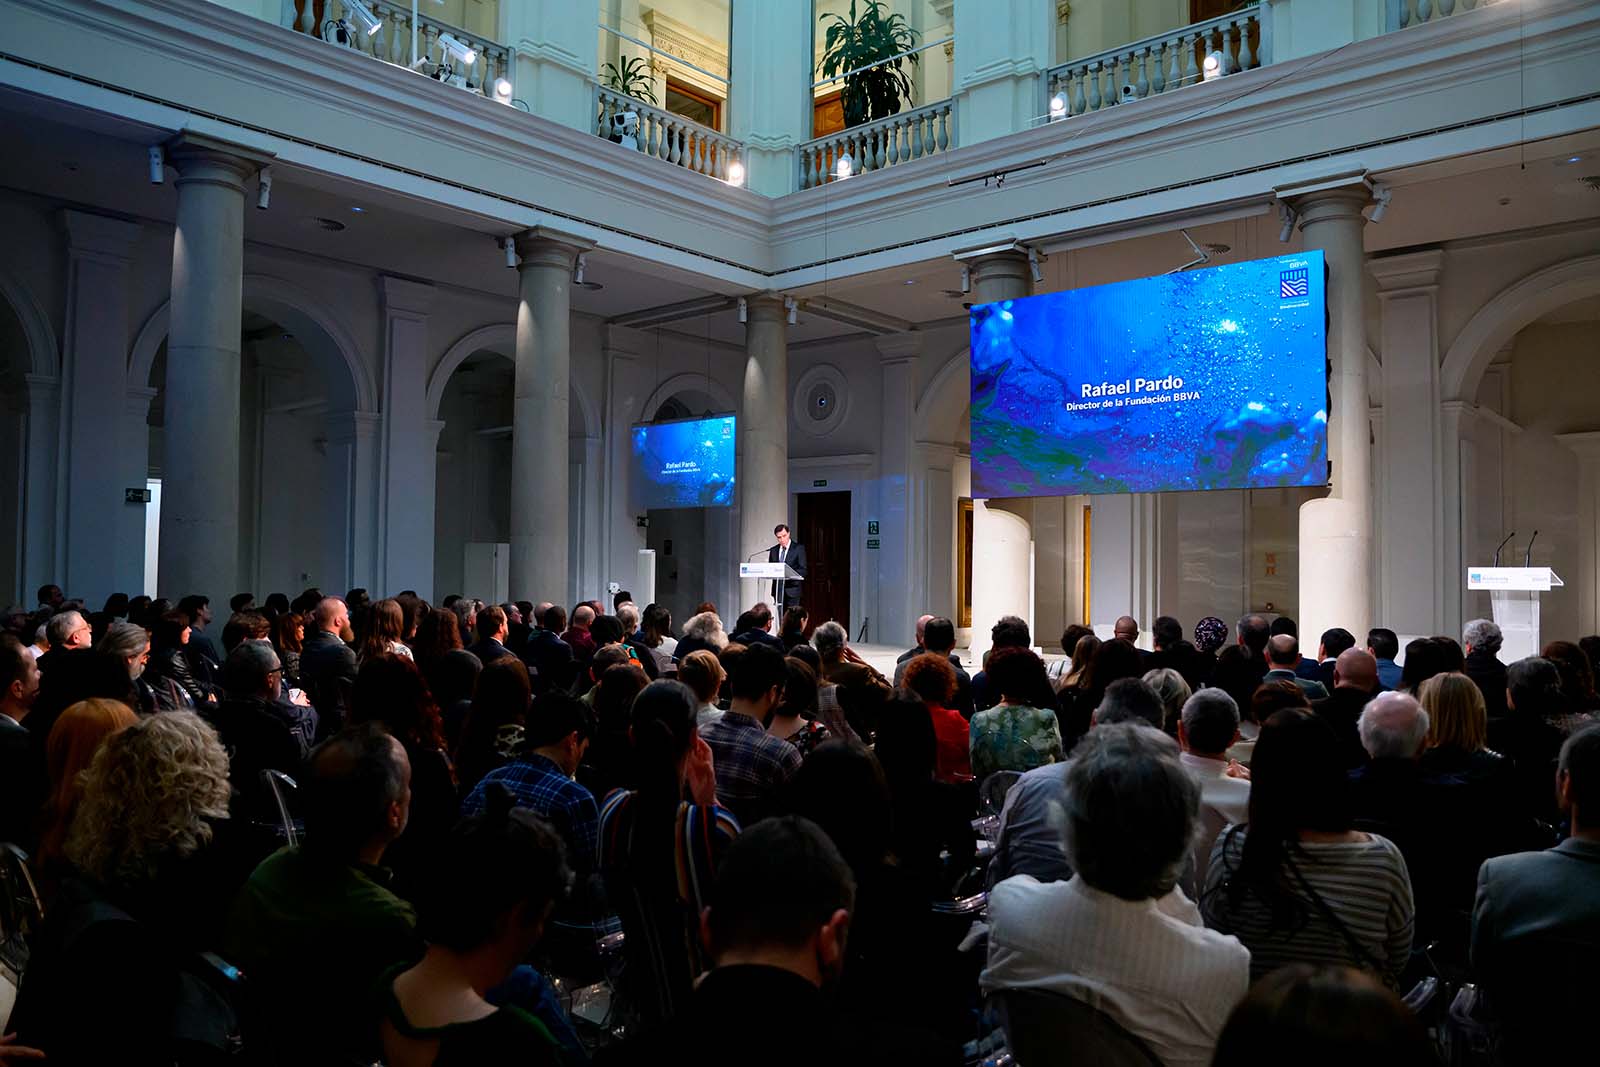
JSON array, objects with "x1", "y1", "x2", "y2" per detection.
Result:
[
  {"x1": 631, "y1": 413, "x2": 737, "y2": 509},
  {"x1": 970, "y1": 250, "x2": 1329, "y2": 498}
]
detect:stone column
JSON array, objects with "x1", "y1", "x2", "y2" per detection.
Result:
[
  {"x1": 158, "y1": 136, "x2": 265, "y2": 606},
  {"x1": 378, "y1": 276, "x2": 437, "y2": 597},
  {"x1": 739, "y1": 295, "x2": 790, "y2": 613},
  {"x1": 1370, "y1": 249, "x2": 1444, "y2": 636},
  {"x1": 952, "y1": 0, "x2": 1053, "y2": 145},
  {"x1": 1558, "y1": 432, "x2": 1600, "y2": 637},
  {"x1": 510, "y1": 228, "x2": 593, "y2": 602},
  {"x1": 600, "y1": 336, "x2": 643, "y2": 595},
  {"x1": 877, "y1": 333, "x2": 922, "y2": 646},
  {"x1": 60, "y1": 209, "x2": 142, "y2": 603},
  {"x1": 914, "y1": 440, "x2": 959, "y2": 621},
  {"x1": 729, "y1": 0, "x2": 812, "y2": 195},
  {"x1": 22, "y1": 374, "x2": 61, "y2": 597},
  {"x1": 1288, "y1": 181, "x2": 1372, "y2": 644}
]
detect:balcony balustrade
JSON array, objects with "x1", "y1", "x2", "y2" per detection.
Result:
[
  {"x1": 797, "y1": 97, "x2": 956, "y2": 190},
  {"x1": 594, "y1": 86, "x2": 745, "y2": 182}
]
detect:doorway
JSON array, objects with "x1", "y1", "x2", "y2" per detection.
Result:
[{"x1": 797, "y1": 490, "x2": 851, "y2": 632}]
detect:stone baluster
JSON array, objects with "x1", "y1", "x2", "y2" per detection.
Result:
[
  {"x1": 296, "y1": 0, "x2": 313, "y2": 34},
  {"x1": 1134, "y1": 49, "x2": 1149, "y2": 98},
  {"x1": 1150, "y1": 42, "x2": 1167, "y2": 94},
  {"x1": 936, "y1": 105, "x2": 950, "y2": 151},
  {"x1": 1420, "y1": 0, "x2": 1435, "y2": 21},
  {"x1": 922, "y1": 112, "x2": 935, "y2": 156},
  {"x1": 1087, "y1": 62, "x2": 1102, "y2": 111},
  {"x1": 421, "y1": 23, "x2": 438, "y2": 68},
  {"x1": 1170, "y1": 33, "x2": 1187, "y2": 86},
  {"x1": 1072, "y1": 68, "x2": 1087, "y2": 115},
  {"x1": 1238, "y1": 18, "x2": 1256, "y2": 70},
  {"x1": 875, "y1": 125, "x2": 888, "y2": 169}
]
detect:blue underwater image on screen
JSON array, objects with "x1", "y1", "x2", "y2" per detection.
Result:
[
  {"x1": 631, "y1": 415, "x2": 737, "y2": 509},
  {"x1": 970, "y1": 251, "x2": 1328, "y2": 498}
]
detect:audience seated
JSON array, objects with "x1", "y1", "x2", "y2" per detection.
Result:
[
  {"x1": 1472, "y1": 723, "x2": 1600, "y2": 1062},
  {"x1": 1062, "y1": 638, "x2": 1146, "y2": 746},
  {"x1": 1312, "y1": 647, "x2": 1382, "y2": 769},
  {"x1": 902, "y1": 651, "x2": 972, "y2": 783},
  {"x1": 206, "y1": 641, "x2": 311, "y2": 816},
  {"x1": 1541, "y1": 638, "x2": 1600, "y2": 716},
  {"x1": 0, "y1": 634, "x2": 43, "y2": 850},
  {"x1": 300, "y1": 597, "x2": 358, "y2": 739},
  {"x1": 414, "y1": 607, "x2": 480, "y2": 745},
  {"x1": 699, "y1": 643, "x2": 800, "y2": 825},
  {"x1": 1398, "y1": 635, "x2": 1465, "y2": 695},
  {"x1": 1367, "y1": 627, "x2": 1402, "y2": 691},
  {"x1": 767, "y1": 657, "x2": 829, "y2": 756},
  {"x1": 143, "y1": 609, "x2": 210, "y2": 709},
  {"x1": 378, "y1": 784, "x2": 574, "y2": 1067},
  {"x1": 673, "y1": 609, "x2": 728, "y2": 664},
  {"x1": 453, "y1": 656, "x2": 533, "y2": 795},
  {"x1": 1312, "y1": 628, "x2": 1357, "y2": 690},
  {"x1": 984, "y1": 723, "x2": 1249, "y2": 1067},
  {"x1": 971, "y1": 616, "x2": 1057, "y2": 714},
  {"x1": 1141, "y1": 666, "x2": 1191, "y2": 739},
  {"x1": 1209, "y1": 644, "x2": 1264, "y2": 727},
  {"x1": 224, "y1": 723, "x2": 421, "y2": 1065},
  {"x1": 1491, "y1": 656, "x2": 1573, "y2": 823},
  {"x1": 729, "y1": 603, "x2": 784, "y2": 653},
  {"x1": 813, "y1": 620, "x2": 891, "y2": 740},
  {"x1": 677, "y1": 648, "x2": 726, "y2": 728},
  {"x1": 561, "y1": 605, "x2": 597, "y2": 667},
  {"x1": 1211, "y1": 963, "x2": 1436, "y2": 1066},
  {"x1": 1266, "y1": 635, "x2": 1330, "y2": 701},
  {"x1": 1462, "y1": 618, "x2": 1507, "y2": 718},
  {"x1": 636, "y1": 603, "x2": 677, "y2": 676},
  {"x1": 1176, "y1": 688, "x2": 1250, "y2": 893},
  {"x1": 523, "y1": 604, "x2": 576, "y2": 694},
  {"x1": 32, "y1": 697, "x2": 139, "y2": 897},
  {"x1": 876, "y1": 694, "x2": 975, "y2": 899},
  {"x1": 970, "y1": 647, "x2": 1064, "y2": 779},
  {"x1": 1201, "y1": 708, "x2": 1415, "y2": 987},
  {"x1": 1056, "y1": 632, "x2": 1099, "y2": 696},
  {"x1": 581, "y1": 660, "x2": 650, "y2": 800}
]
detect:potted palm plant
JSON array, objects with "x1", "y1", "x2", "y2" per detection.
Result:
[
  {"x1": 601, "y1": 55, "x2": 658, "y2": 106},
  {"x1": 818, "y1": 0, "x2": 921, "y2": 130}
]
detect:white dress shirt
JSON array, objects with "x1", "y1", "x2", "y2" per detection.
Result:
[
  {"x1": 984, "y1": 875, "x2": 1250, "y2": 1067},
  {"x1": 1178, "y1": 751, "x2": 1252, "y2": 894}
]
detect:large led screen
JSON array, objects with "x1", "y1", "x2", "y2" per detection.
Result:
[
  {"x1": 631, "y1": 414, "x2": 737, "y2": 509},
  {"x1": 970, "y1": 251, "x2": 1328, "y2": 498}
]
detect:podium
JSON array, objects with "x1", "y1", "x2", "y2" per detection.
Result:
[
  {"x1": 740, "y1": 561, "x2": 804, "y2": 613},
  {"x1": 1467, "y1": 567, "x2": 1564, "y2": 666}
]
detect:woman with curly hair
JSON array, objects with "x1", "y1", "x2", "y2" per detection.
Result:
[{"x1": 9, "y1": 712, "x2": 237, "y2": 1063}]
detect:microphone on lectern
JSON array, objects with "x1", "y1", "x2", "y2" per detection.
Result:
[
  {"x1": 1493, "y1": 531, "x2": 1516, "y2": 568},
  {"x1": 1524, "y1": 530, "x2": 1539, "y2": 569},
  {"x1": 746, "y1": 548, "x2": 770, "y2": 562}
]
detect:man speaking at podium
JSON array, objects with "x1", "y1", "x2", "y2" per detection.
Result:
[{"x1": 768, "y1": 523, "x2": 807, "y2": 613}]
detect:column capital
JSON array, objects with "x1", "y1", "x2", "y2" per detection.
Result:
[
  {"x1": 951, "y1": 237, "x2": 1038, "y2": 267},
  {"x1": 23, "y1": 373, "x2": 60, "y2": 403},
  {"x1": 125, "y1": 385, "x2": 159, "y2": 419},
  {"x1": 742, "y1": 293, "x2": 790, "y2": 323},
  {"x1": 163, "y1": 132, "x2": 272, "y2": 188},
  {"x1": 915, "y1": 440, "x2": 960, "y2": 469},
  {"x1": 61, "y1": 209, "x2": 142, "y2": 261},
  {"x1": 379, "y1": 275, "x2": 436, "y2": 315},
  {"x1": 1277, "y1": 171, "x2": 1373, "y2": 228},
  {"x1": 513, "y1": 227, "x2": 595, "y2": 269},
  {"x1": 1370, "y1": 249, "x2": 1444, "y2": 294},
  {"x1": 327, "y1": 410, "x2": 382, "y2": 444},
  {"x1": 1557, "y1": 431, "x2": 1600, "y2": 464},
  {"x1": 875, "y1": 332, "x2": 925, "y2": 363}
]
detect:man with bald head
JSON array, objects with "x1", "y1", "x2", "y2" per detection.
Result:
[
  {"x1": 1264, "y1": 634, "x2": 1328, "y2": 701},
  {"x1": 300, "y1": 596, "x2": 359, "y2": 740},
  {"x1": 1114, "y1": 615, "x2": 1154, "y2": 666},
  {"x1": 562, "y1": 603, "x2": 598, "y2": 667},
  {"x1": 1312, "y1": 647, "x2": 1382, "y2": 770},
  {"x1": 894, "y1": 614, "x2": 937, "y2": 684}
]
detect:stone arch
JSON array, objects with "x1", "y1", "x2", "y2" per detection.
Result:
[
  {"x1": 0, "y1": 271, "x2": 60, "y2": 380},
  {"x1": 916, "y1": 346, "x2": 970, "y2": 442},
  {"x1": 428, "y1": 323, "x2": 597, "y2": 435},
  {"x1": 640, "y1": 372, "x2": 738, "y2": 422},
  {"x1": 128, "y1": 274, "x2": 378, "y2": 413},
  {"x1": 1440, "y1": 255, "x2": 1600, "y2": 402}
]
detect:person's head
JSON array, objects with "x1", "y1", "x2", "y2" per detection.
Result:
[
  {"x1": 612, "y1": 590, "x2": 633, "y2": 613},
  {"x1": 313, "y1": 596, "x2": 350, "y2": 637},
  {"x1": 682, "y1": 610, "x2": 727, "y2": 649},
  {"x1": 1542, "y1": 639, "x2": 1598, "y2": 708},
  {"x1": 1062, "y1": 723, "x2": 1196, "y2": 901},
  {"x1": 221, "y1": 611, "x2": 271, "y2": 654},
  {"x1": 1180, "y1": 688, "x2": 1240, "y2": 758},
  {"x1": 64, "y1": 711, "x2": 231, "y2": 889},
  {"x1": 1212, "y1": 963, "x2": 1434, "y2": 1065},
  {"x1": 774, "y1": 523, "x2": 792, "y2": 549},
  {"x1": 1400, "y1": 635, "x2": 1465, "y2": 692},
  {"x1": 1357, "y1": 691, "x2": 1430, "y2": 760},
  {"x1": 1251, "y1": 678, "x2": 1311, "y2": 726},
  {"x1": 1141, "y1": 668, "x2": 1190, "y2": 733},
  {"x1": 728, "y1": 642, "x2": 787, "y2": 715},
  {"x1": 1266, "y1": 633, "x2": 1300, "y2": 667},
  {"x1": 38, "y1": 583, "x2": 63, "y2": 610},
  {"x1": 990, "y1": 615, "x2": 1031, "y2": 650},
  {"x1": 1095, "y1": 677, "x2": 1165, "y2": 730},
  {"x1": 643, "y1": 603, "x2": 673, "y2": 644},
  {"x1": 775, "y1": 658, "x2": 819, "y2": 721},
  {"x1": 264, "y1": 592, "x2": 290, "y2": 616},
  {"x1": 736, "y1": 603, "x2": 774, "y2": 635},
  {"x1": 912, "y1": 614, "x2": 934, "y2": 646},
  {"x1": 229, "y1": 592, "x2": 255, "y2": 615},
  {"x1": 986, "y1": 646, "x2": 1048, "y2": 705},
  {"x1": 533, "y1": 601, "x2": 556, "y2": 630},
  {"x1": 459, "y1": 656, "x2": 534, "y2": 767},
  {"x1": 1420, "y1": 672, "x2": 1487, "y2": 752},
  {"x1": 570, "y1": 604, "x2": 595, "y2": 630},
  {"x1": 780, "y1": 605, "x2": 808, "y2": 637},
  {"x1": 149, "y1": 610, "x2": 190, "y2": 650},
  {"x1": 350, "y1": 654, "x2": 445, "y2": 750},
  {"x1": 500, "y1": 602, "x2": 522, "y2": 628},
  {"x1": 39, "y1": 698, "x2": 140, "y2": 868},
  {"x1": 1068, "y1": 633, "x2": 1101, "y2": 675},
  {"x1": 586, "y1": 644, "x2": 633, "y2": 687},
  {"x1": 417, "y1": 783, "x2": 571, "y2": 965},
  {"x1": 1332, "y1": 648, "x2": 1378, "y2": 692},
  {"x1": 702, "y1": 816, "x2": 853, "y2": 985},
  {"x1": 593, "y1": 663, "x2": 649, "y2": 728},
  {"x1": 1461, "y1": 618, "x2": 1502, "y2": 658},
  {"x1": 874, "y1": 693, "x2": 938, "y2": 785},
  {"x1": 524, "y1": 691, "x2": 594, "y2": 776},
  {"x1": 221, "y1": 640, "x2": 282, "y2": 701},
  {"x1": 1193, "y1": 615, "x2": 1228, "y2": 654},
  {"x1": 677, "y1": 649, "x2": 726, "y2": 706},
  {"x1": 303, "y1": 724, "x2": 412, "y2": 861},
  {"x1": 102, "y1": 593, "x2": 130, "y2": 618},
  {"x1": 589, "y1": 614, "x2": 625, "y2": 648},
  {"x1": 1366, "y1": 627, "x2": 1400, "y2": 662},
  {"x1": 0, "y1": 633, "x2": 41, "y2": 712},
  {"x1": 903, "y1": 652, "x2": 958, "y2": 707},
  {"x1": 921, "y1": 616, "x2": 956, "y2": 656},
  {"x1": 629, "y1": 679, "x2": 701, "y2": 801},
  {"x1": 1151, "y1": 615, "x2": 1182, "y2": 651},
  {"x1": 47, "y1": 609, "x2": 92, "y2": 651},
  {"x1": 1059, "y1": 624, "x2": 1093, "y2": 659},
  {"x1": 1318, "y1": 627, "x2": 1356, "y2": 661},
  {"x1": 451, "y1": 598, "x2": 477, "y2": 639},
  {"x1": 1559, "y1": 723, "x2": 1600, "y2": 834},
  {"x1": 477, "y1": 604, "x2": 508, "y2": 643},
  {"x1": 812, "y1": 620, "x2": 848, "y2": 662},
  {"x1": 1113, "y1": 615, "x2": 1140, "y2": 643},
  {"x1": 787, "y1": 740, "x2": 891, "y2": 876},
  {"x1": 1507, "y1": 656, "x2": 1567, "y2": 718},
  {"x1": 1270, "y1": 615, "x2": 1298, "y2": 638},
  {"x1": 1084, "y1": 637, "x2": 1146, "y2": 700},
  {"x1": 1237, "y1": 614, "x2": 1271, "y2": 656},
  {"x1": 178, "y1": 595, "x2": 212, "y2": 628},
  {"x1": 414, "y1": 606, "x2": 464, "y2": 662},
  {"x1": 615, "y1": 602, "x2": 640, "y2": 637},
  {"x1": 272, "y1": 611, "x2": 304, "y2": 654},
  {"x1": 344, "y1": 588, "x2": 371, "y2": 614}
]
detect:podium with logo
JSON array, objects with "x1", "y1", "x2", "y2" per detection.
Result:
[
  {"x1": 1466, "y1": 567, "x2": 1564, "y2": 665},
  {"x1": 740, "y1": 561, "x2": 804, "y2": 613}
]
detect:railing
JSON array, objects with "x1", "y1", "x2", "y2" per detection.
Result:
[
  {"x1": 797, "y1": 98, "x2": 956, "y2": 190},
  {"x1": 1387, "y1": 0, "x2": 1505, "y2": 31},
  {"x1": 1044, "y1": 5, "x2": 1266, "y2": 120},
  {"x1": 593, "y1": 86, "x2": 745, "y2": 182},
  {"x1": 285, "y1": 1, "x2": 511, "y2": 99}
]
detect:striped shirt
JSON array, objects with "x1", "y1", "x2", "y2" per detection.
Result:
[{"x1": 1200, "y1": 827, "x2": 1415, "y2": 986}]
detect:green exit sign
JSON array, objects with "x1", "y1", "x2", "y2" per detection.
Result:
[{"x1": 812, "y1": 479, "x2": 828, "y2": 487}]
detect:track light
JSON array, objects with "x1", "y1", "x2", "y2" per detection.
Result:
[
  {"x1": 834, "y1": 153, "x2": 853, "y2": 180},
  {"x1": 1368, "y1": 183, "x2": 1393, "y2": 224},
  {"x1": 148, "y1": 145, "x2": 165, "y2": 184},
  {"x1": 256, "y1": 167, "x2": 272, "y2": 210},
  {"x1": 1049, "y1": 94, "x2": 1067, "y2": 120},
  {"x1": 959, "y1": 266, "x2": 971, "y2": 295},
  {"x1": 726, "y1": 160, "x2": 746, "y2": 187},
  {"x1": 785, "y1": 296, "x2": 798, "y2": 325},
  {"x1": 574, "y1": 253, "x2": 588, "y2": 286},
  {"x1": 1028, "y1": 246, "x2": 1045, "y2": 284},
  {"x1": 493, "y1": 77, "x2": 513, "y2": 102},
  {"x1": 502, "y1": 237, "x2": 518, "y2": 269},
  {"x1": 1202, "y1": 51, "x2": 1224, "y2": 81},
  {"x1": 344, "y1": 0, "x2": 383, "y2": 36},
  {"x1": 737, "y1": 297, "x2": 747, "y2": 324},
  {"x1": 1277, "y1": 202, "x2": 1297, "y2": 243},
  {"x1": 438, "y1": 33, "x2": 478, "y2": 66}
]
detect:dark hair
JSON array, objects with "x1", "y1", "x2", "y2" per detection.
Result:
[
  {"x1": 589, "y1": 614, "x2": 625, "y2": 647},
  {"x1": 644, "y1": 603, "x2": 673, "y2": 641},
  {"x1": 350, "y1": 654, "x2": 445, "y2": 750},
  {"x1": 786, "y1": 740, "x2": 891, "y2": 878},
  {"x1": 1399, "y1": 636, "x2": 1464, "y2": 693},
  {"x1": 628, "y1": 680, "x2": 701, "y2": 838},
  {"x1": 1542, "y1": 640, "x2": 1598, "y2": 709},
  {"x1": 151, "y1": 610, "x2": 191, "y2": 650},
  {"x1": 1082, "y1": 638, "x2": 1146, "y2": 708},
  {"x1": 229, "y1": 593, "x2": 255, "y2": 614},
  {"x1": 1507, "y1": 656, "x2": 1568, "y2": 719},
  {"x1": 0, "y1": 634, "x2": 31, "y2": 695},
  {"x1": 775, "y1": 658, "x2": 818, "y2": 720},
  {"x1": 1561, "y1": 723, "x2": 1600, "y2": 828},
  {"x1": 780, "y1": 605, "x2": 807, "y2": 637},
  {"x1": 594, "y1": 663, "x2": 649, "y2": 734},
  {"x1": 221, "y1": 611, "x2": 270, "y2": 654},
  {"x1": 903, "y1": 652, "x2": 957, "y2": 705},
  {"x1": 1252, "y1": 678, "x2": 1311, "y2": 724},
  {"x1": 413, "y1": 607, "x2": 463, "y2": 665},
  {"x1": 416, "y1": 783, "x2": 572, "y2": 951},
  {"x1": 1238, "y1": 614, "x2": 1272, "y2": 655},
  {"x1": 394, "y1": 593, "x2": 424, "y2": 642},
  {"x1": 705, "y1": 816, "x2": 853, "y2": 957},
  {"x1": 1220, "y1": 709, "x2": 1351, "y2": 930},
  {"x1": 990, "y1": 615, "x2": 1031, "y2": 649},
  {"x1": 1152, "y1": 616, "x2": 1182, "y2": 649},
  {"x1": 1366, "y1": 628, "x2": 1399, "y2": 661},
  {"x1": 924, "y1": 617, "x2": 957, "y2": 653},
  {"x1": 455, "y1": 658, "x2": 533, "y2": 791},
  {"x1": 477, "y1": 605, "x2": 507, "y2": 642},
  {"x1": 1320, "y1": 628, "x2": 1356, "y2": 659},
  {"x1": 541, "y1": 604, "x2": 567, "y2": 631},
  {"x1": 303, "y1": 724, "x2": 409, "y2": 858},
  {"x1": 103, "y1": 593, "x2": 130, "y2": 618},
  {"x1": 787, "y1": 642, "x2": 822, "y2": 674},
  {"x1": 1580, "y1": 636, "x2": 1600, "y2": 685},
  {"x1": 1212, "y1": 644, "x2": 1264, "y2": 715},
  {"x1": 986, "y1": 646, "x2": 1048, "y2": 704},
  {"x1": 1063, "y1": 724, "x2": 1195, "y2": 900},
  {"x1": 525, "y1": 691, "x2": 596, "y2": 750},
  {"x1": 1059, "y1": 624, "x2": 1093, "y2": 657},
  {"x1": 177, "y1": 595, "x2": 209, "y2": 623},
  {"x1": 1270, "y1": 615, "x2": 1298, "y2": 638},
  {"x1": 773, "y1": 523, "x2": 790, "y2": 535},
  {"x1": 873, "y1": 694, "x2": 937, "y2": 787},
  {"x1": 1096, "y1": 677, "x2": 1165, "y2": 730},
  {"x1": 1212, "y1": 964, "x2": 1434, "y2": 1065},
  {"x1": 272, "y1": 611, "x2": 304, "y2": 655},
  {"x1": 264, "y1": 593, "x2": 290, "y2": 617},
  {"x1": 728, "y1": 642, "x2": 787, "y2": 702},
  {"x1": 358, "y1": 599, "x2": 405, "y2": 663},
  {"x1": 612, "y1": 591, "x2": 633, "y2": 612}
]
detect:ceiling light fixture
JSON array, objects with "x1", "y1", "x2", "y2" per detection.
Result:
[
  {"x1": 256, "y1": 166, "x2": 272, "y2": 211},
  {"x1": 502, "y1": 237, "x2": 518, "y2": 269},
  {"x1": 835, "y1": 153, "x2": 853, "y2": 180},
  {"x1": 1049, "y1": 93, "x2": 1067, "y2": 120},
  {"x1": 346, "y1": 0, "x2": 383, "y2": 35},
  {"x1": 148, "y1": 145, "x2": 165, "y2": 184},
  {"x1": 494, "y1": 77, "x2": 513, "y2": 102}
]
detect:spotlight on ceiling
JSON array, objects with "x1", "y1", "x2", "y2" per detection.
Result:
[
  {"x1": 726, "y1": 160, "x2": 746, "y2": 187},
  {"x1": 493, "y1": 77, "x2": 513, "y2": 102},
  {"x1": 1202, "y1": 51, "x2": 1224, "y2": 81},
  {"x1": 148, "y1": 145, "x2": 165, "y2": 184},
  {"x1": 502, "y1": 238, "x2": 518, "y2": 269},
  {"x1": 344, "y1": 0, "x2": 383, "y2": 36},
  {"x1": 834, "y1": 153, "x2": 853, "y2": 180},
  {"x1": 438, "y1": 33, "x2": 478, "y2": 66},
  {"x1": 256, "y1": 166, "x2": 272, "y2": 211},
  {"x1": 1049, "y1": 94, "x2": 1067, "y2": 120}
]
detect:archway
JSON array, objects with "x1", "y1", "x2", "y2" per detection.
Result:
[{"x1": 0, "y1": 272, "x2": 61, "y2": 607}]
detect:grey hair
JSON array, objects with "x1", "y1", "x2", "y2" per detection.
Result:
[
  {"x1": 1141, "y1": 668, "x2": 1191, "y2": 727},
  {"x1": 812, "y1": 620, "x2": 848, "y2": 660},
  {"x1": 1096, "y1": 678, "x2": 1166, "y2": 730},
  {"x1": 1462, "y1": 618, "x2": 1503, "y2": 655},
  {"x1": 616, "y1": 601, "x2": 640, "y2": 634},
  {"x1": 97, "y1": 621, "x2": 150, "y2": 677},
  {"x1": 681, "y1": 611, "x2": 728, "y2": 649},
  {"x1": 46, "y1": 610, "x2": 86, "y2": 647},
  {"x1": 1358, "y1": 692, "x2": 1431, "y2": 759},
  {"x1": 1180, "y1": 688, "x2": 1241, "y2": 755},
  {"x1": 1059, "y1": 723, "x2": 1197, "y2": 901}
]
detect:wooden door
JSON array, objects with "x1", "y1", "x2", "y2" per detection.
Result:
[{"x1": 797, "y1": 490, "x2": 851, "y2": 634}]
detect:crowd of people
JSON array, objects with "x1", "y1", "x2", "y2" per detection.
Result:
[{"x1": 0, "y1": 582, "x2": 1596, "y2": 1065}]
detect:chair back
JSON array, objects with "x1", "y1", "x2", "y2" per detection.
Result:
[
  {"x1": 995, "y1": 987, "x2": 1164, "y2": 1067},
  {"x1": 0, "y1": 843, "x2": 44, "y2": 1032},
  {"x1": 979, "y1": 770, "x2": 1022, "y2": 817},
  {"x1": 260, "y1": 769, "x2": 302, "y2": 847}
]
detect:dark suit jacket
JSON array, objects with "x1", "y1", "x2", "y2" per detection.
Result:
[
  {"x1": 1315, "y1": 659, "x2": 1338, "y2": 691},
  {"x1": 299, "y1": 629, "x2": 358, "y2": 741},
  {"x1": 1266, "y1": 667, "x2": 1328, "y2": 701},
  {"x1": 523, "y1": 628, "x2": 576, "y2": 694},
  {"x1": 1313, "y1": 685, "x2": 1377, "y2": 769},
  {"x1": 467, "y1": 637, "x2": 513, "y2": 665},
  {"x1": 767, "y1": 542, "x2": 807, "y2": 609},
  {"x1": 1465, "y1": 649, "x2": 1509, "y2": 720},
  {"x1": 0, "y1": 715, "x2": 42, "y2": 850},
  {"x1": 731, "y1": 628, "x2": 785, "y2": 653}
]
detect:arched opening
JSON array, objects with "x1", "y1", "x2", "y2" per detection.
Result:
[
  {"x1": 0, "y1": 296, "x2": 29, "y2": 606},
  {"x1": 638, "y1": 385, "x2": 728, "y2": 631}
]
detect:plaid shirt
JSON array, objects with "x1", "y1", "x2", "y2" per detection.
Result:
[
  {"x1": 698, "y1": 711, "x2": 802, "y2": 826},
  {"x1": 462, "y1": 753, "x2": 600, "y2": 877}
]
